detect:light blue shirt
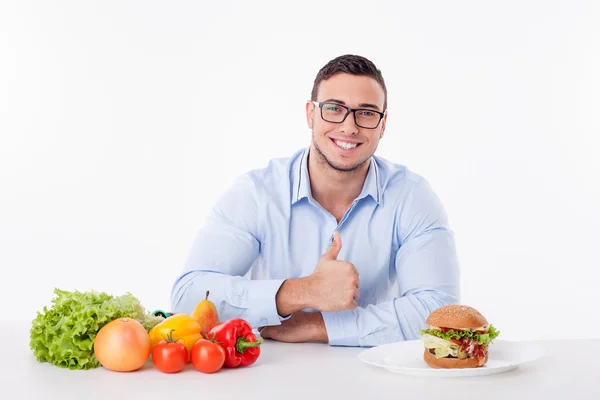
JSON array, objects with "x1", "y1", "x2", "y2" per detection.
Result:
[{"x1": 171, "y1": 147, "x2": 460, "y2": 347}]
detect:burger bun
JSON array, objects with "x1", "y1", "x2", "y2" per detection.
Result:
[{"x1": 426, "y1": 304, "x2": 488, "y2": 330}]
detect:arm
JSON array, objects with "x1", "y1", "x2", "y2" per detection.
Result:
[
  {"x1": 170, "y1": 175, "x2": 290, "y2": 328},
  {"x1": 321, "y1": 177, "x2": 460, "y2": 347}
]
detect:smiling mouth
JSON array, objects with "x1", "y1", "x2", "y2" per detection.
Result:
[{"x1": 331, "y1": 138, "x2": 361, "y2": 150}]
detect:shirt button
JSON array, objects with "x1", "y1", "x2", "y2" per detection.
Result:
[{"x1": 260, "y1": 318, "x2": 268, "y2": 325}]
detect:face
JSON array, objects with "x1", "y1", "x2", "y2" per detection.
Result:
[{"x1": 306, "y1": 73, "x2": 387, "y2": 173}]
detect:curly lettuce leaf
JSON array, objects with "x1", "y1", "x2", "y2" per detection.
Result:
[
  {"x1": 420, "y1": 324, "x2": 500, "y2": 346},
  {"x1": 30, "y1": 288, "x2": 164, "y2": 370}
]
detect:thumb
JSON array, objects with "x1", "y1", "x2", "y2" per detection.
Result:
[{"x1": 322, "y1": 231, "x2": 342, "y2": 261}]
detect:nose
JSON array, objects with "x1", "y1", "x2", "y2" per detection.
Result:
[{"x1": 340, "y1": 111, "x2": 359, "y2": 135}]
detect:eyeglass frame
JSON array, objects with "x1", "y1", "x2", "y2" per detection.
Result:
[{"x1": 312, "y1": 101, "x2": 386, "y2": 129}]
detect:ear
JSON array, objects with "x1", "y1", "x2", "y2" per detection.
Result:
[
  {"x1": 379, "y1": 111, "x2": 388, "y2": 139},
  {"x1": 306, "y1": 100, "x2": 315, "y2": 129}
]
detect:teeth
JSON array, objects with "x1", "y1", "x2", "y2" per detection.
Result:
[{"x1": 335, "y1": 140, "x2": 358, "y2": 150}]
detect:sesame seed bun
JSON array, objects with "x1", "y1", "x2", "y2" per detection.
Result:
[
  {"x1": 426, "y1": 304, "x2": 489, "y2": 330},
  {"x1": 424, "y1": 349, "x2": 488, "y2": 369}
]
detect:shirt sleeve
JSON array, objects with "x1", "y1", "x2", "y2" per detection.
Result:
[
  {"x1": 321, "y1": 177, "x2": 461, "y2": 347},
  {"x1": 170, "y1": 174, "x2": 287, "y2": 328}
]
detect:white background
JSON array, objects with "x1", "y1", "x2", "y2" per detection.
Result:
[{"x1": 1, "y1": 1, "x2": 598, "y2": 341}]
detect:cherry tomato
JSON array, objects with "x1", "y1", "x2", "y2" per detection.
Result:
[
  {"x1": 190, "y1": 339, "x2": 226, "y2": 373},
  {"x1": 151, "y1": 336, "x2": 188, "y2": 373}
]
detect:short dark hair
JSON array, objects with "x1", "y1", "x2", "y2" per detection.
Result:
[{"x1": 311, "y1": 54, "x2": 387, "y2": 111}]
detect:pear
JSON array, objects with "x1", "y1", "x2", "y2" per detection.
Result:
[{"x1": 191, "y1": 290, "x2": 220, "y2": 335}]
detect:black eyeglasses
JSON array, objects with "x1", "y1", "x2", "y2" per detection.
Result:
[{"x1": 312, "y1": 101, "x2": 385, "y2": 129}]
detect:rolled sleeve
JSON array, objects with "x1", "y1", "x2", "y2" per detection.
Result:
[
  {"x1": 321, "y1": 310, "x2": 359, "y2": 347},
  {"x1": 236, "y1": 278, "x2": 289, "y2": 327}
]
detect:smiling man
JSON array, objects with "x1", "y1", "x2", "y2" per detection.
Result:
[{"x1": 171, "y1": 54, "x2": 460, "y2": 347}]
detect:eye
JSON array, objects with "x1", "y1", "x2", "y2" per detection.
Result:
[
  {"x1": 325, "y1": 104, "x2": 342, "y2": 112},
  {"x1": 358, "y1": 110, "x2": 375, "y2": 117}
]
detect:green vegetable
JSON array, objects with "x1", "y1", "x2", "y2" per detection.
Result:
[
  {"x1": 420, "y1": 324, "x2": 500, "y2": 346},
  {"x1": 30, "y1": 288, "x2": 164, "y2": 370}
]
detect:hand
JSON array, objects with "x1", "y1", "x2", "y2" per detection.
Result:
[
  {"x1": 305, "y1": 231, "x2": 360, "y2": 312},
  {"x1": 259, "y1": 311, "x2": 328, "y2": 343}
]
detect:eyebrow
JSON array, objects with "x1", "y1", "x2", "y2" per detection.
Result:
[{"x1": 323, "y1": 98, "x2": 381, "y2": 111}]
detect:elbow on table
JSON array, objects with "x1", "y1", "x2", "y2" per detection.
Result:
[
  {"x1": 414, "y1": 287, "x2": 460, "y2": 317},
  {"x1": 426, "y1": 287, "x2": 460, "y2": 308},
  {"x1": 170, "y1": 270, "x2": 207, "y2": 315},
  {"x1": 397, "y1": 289, "x2": 460, "y2": 341}
]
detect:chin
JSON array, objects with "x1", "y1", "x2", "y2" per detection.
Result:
[
  {"x1": 325, "y1": 147, "x2": 369, "y2": 172},
  {"x1": 327, "y1": 157, "x2": 367, "y2": 172}
]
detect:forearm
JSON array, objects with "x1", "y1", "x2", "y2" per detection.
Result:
[
  {"x1": 258, "y1": 310, "x2": 329, "y2": 343},
  {"x1": 311, "y1": 312, "x2": 329, "y2": 343},
  {"x1": 274, "y1": 277, "x2": 314, "y2": 316},
  {"x1": 171, "y1": 270, "x2": 287, "y2": 328},
  {"x1": 321, "y1": 289, "x2": 458, "y2": 347}
]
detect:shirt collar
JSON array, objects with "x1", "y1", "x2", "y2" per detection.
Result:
[{"x1": 292, "y1": 147, "x2": 381, "y2": 205}]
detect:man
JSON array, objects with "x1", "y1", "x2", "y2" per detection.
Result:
[{"x1": 171, "y1": 54, "x2": 460, "y2": 347}]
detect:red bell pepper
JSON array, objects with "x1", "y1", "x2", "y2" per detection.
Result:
[{"x1": 208, "y1": 318, "x2": 263, "y2": 367}]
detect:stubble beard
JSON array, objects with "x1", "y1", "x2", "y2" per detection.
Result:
[{"x1": 312, "y1": 130, "x2": 372, "y2": 173}]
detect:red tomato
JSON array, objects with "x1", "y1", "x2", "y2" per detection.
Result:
[
  {"x1": 151, "y1": 339, "x2": 188, "y2": 373},
  {"x1": 451, "y1": 339, "x2": 462, "y2": 346},
  {"x1": 190, "y1": 339, "x2": 226, "y2": 373}
]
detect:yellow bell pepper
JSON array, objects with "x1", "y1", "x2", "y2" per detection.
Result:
[{"x1": 149, "y1": 313, "x2": 202, "y2": 355}]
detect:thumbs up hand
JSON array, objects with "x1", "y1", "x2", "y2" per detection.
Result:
[
  {"x1": 305, "y1": 231, "x2": 361, "y2": 312},
  {"x1": 321, "y1": 230, "x2": 343, "y2": 261}
]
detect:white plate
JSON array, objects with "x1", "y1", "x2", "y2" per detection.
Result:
[{"x1": 358, "y1": 339, "x2": 546, "y2": 377}]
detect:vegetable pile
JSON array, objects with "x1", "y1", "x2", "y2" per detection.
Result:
[
  {"x1": 29, "y1": 288, "x2": 164, "y2": 370},
  {"x1": 30, "y1": 288, "x2": 264, "y2": 374},
  {"x1": 148, "y1": 315, "x2": 262, "y2": 374}
]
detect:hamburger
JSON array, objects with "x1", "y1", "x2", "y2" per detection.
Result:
[{"x1": 420, "y1": 305, "x2": 500, "y2": 369}]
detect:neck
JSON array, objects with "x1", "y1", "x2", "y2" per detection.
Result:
[{"x1": 307, "y1": 146, "x2": 370, "y2": 208}]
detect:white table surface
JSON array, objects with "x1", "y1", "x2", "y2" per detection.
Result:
[{"x1": 6, "y1": 322, "x2": 600, "y2": 399}]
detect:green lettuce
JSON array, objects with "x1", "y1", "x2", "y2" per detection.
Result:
[
  {"x1": 30, "y1": 288, "x2": 164, "y2": 370},
  {"x1": 420, "y1": 325, "x2": 500, "y2": 346}
]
